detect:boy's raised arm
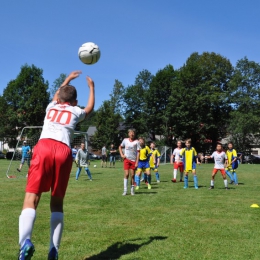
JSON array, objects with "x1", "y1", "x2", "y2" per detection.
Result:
[
  {"x1": 84, "y1": 76, "x2": 95, "y2": 115},
  {"x1": 52, "y1": 71, "x2": 82, "y2": 102}
]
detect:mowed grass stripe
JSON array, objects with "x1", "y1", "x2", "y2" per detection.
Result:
[{"x1": 0, "y1": 160, "x2": 260, "y2": 259}]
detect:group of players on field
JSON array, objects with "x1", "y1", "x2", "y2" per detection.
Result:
[
  {"x1": 16, "y1": 71, "x2": 239, "y2": 260},
  {"x1": 119, "y1": 129, "x2": 239, "y2": 195}
]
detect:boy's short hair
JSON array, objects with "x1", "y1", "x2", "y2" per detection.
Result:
[
  {"x1": 185, "y1": 138, "x2": 191, "y2": 144},
  {"x1": 128, "y1": 128, "x2": 136, "y2": 133},
  {"x1": 58, "y1": 85, "x2": 77, "y2": 103},
  {"x1": 216, "y1": 143, "x2": 223, "y2": 147},
  {"x1": 228, "y1": 142, "x2": 233, "y2": 145}
]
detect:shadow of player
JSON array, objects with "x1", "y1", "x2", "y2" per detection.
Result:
[{"x1": 84, "y1": 236, "x2": 167, "y2": 260}]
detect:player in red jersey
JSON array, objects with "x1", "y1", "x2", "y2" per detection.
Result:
[{"x1": 17, "y1": 71, "x2": 95, "y2": 260}]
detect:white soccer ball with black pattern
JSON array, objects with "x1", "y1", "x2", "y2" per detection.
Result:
[{"x1": 78, "y1": 42, "x2": 101, "y2": 65}]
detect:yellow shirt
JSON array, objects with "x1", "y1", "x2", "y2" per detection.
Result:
[
  {"x1": 226, "y1": 149, "x2": 237, "y2": 164},
  {"x1": 180, "y1": 147, "x2": 197, "y2": 171},
  {"x1": 150, "y1": 149, "x2": 160, "y2": 167},
  {"x1": 139, "y1": 146, "x2": 151, "y2": 161}
]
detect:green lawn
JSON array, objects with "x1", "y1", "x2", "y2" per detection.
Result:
[{"x1": 1, "y1": 160, "x2": 260, "y2": 260}]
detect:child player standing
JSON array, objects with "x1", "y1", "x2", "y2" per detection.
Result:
[
  {"x1": 149, "y1": 142, "x2": 161, "y2": 183},
  {"x1": 17, "y1": 71, "x2": 95, "y2": 260},
  {"x1": 180, "y1": 139, "x2": 200, "y2": 189},
  {"x1": 135, "y1": 137, "x2": 154, "y2": 190},
  {"x1": 170, "y1": 140, "x2": 184, "y2": 182},
  {"x1": 119, "y1": 129, "x2": 139, "y2": 196},
  {"x1": 75, "y1": 142, "x2": 92, "y2": 181},
  {"x1": 206, "y1": 143, "x2": 229, "y2": 190},
  {"x1": 225, "y1": 142, "x2": 238, "y2": 185}
]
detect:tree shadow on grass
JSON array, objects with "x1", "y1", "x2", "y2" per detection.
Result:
[{"x1": 84, "y1": 236, "x2": 167, "y2": 260}]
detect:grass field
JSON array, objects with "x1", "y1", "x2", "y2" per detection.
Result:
[{"x1": 1, "y1": 160, "x2": 260, "y2": 260}]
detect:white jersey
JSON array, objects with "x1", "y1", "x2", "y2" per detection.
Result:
[
  {"x1": 40, "y1": 101, "x2": 86, "y2": 147},
  {"x1": 173, "y1": 148, "x2": 183, "y2": 163},
  {"x1": 120, "y1": 138, "x2": 140, "y2": 162},
  {"x1": 211, "y1": 151, "x2": 227, "y2": 169}
]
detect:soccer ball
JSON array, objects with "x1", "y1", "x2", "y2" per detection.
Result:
[
  {"x1": 78, "y1": 42, "x2": 101, "y2": 65},
  {"x1": 94, "y1": 165, "x2": 97, "y2": 168}
]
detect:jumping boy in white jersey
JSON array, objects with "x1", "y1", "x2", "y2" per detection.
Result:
[
  {"x1": 206, "y1": 143, "x2": 228, "y2": 190},
  {"x1": 119, "y1": 129, "x2": 139, "y2": 196},
  {"x1": 17, "y1": 71, "x2": 95, "y2": 260},
  {"x1": 171, "y1": 140, "x2": 184, "y2": 182}
]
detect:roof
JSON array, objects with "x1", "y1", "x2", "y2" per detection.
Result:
[{"x1": 87, "y1": 126, "x2": 97, "y2": 136}]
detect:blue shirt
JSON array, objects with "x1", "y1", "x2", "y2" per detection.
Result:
[{"x1": 22, "y1": 145, "x2": 31, "y2": 158}]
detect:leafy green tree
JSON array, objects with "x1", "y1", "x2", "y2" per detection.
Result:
[
  {"x1": 145, "y1": 65, "x2": 176, "y2": 144},
  {"x1": 50, "y1": 73, "x2": 67, "y2": 97},
  {"x1": 123, "y1": 70, "x2": 153, "y2": 137},
  {"x1": 167, "y1": 52, "x2": 233, "y2": 151},
  {"x1": 109, "y1": 80, "x2": 125, "y2": 115},
  {"x1": 0, "y1": 64, "x2": 50, "y2": 147},
  {"x1": 228, "y1": 57, "x2": 260, "y2": 152},
  {"x1": 91, "y1": 101, "x2": 122, "y2": 149}
]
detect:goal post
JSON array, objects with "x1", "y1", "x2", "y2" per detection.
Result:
[
  {"x1": 6, "y1": 126, "x2": 88, "y2": 179},
  {"x1": 157, "y1": 146, "x2": 172, "y2": 164}
]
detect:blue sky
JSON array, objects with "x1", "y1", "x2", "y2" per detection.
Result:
[{"x1": 0, "y1": 1, "x2": 259, "y2": 109}]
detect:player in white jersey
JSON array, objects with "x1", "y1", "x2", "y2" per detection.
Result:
[
  {"x1": 206, "y1": 143, "x2": 228, "y2": 190},
  {"x1": 119, "y1": 129, "x2": 140, "y2": 196},
  {"x1": 170, "y1": 140, "x2": 184, "y2": 182},
  {"x1": 17, "y1": 71, "x2": 95, "y2": 260}
]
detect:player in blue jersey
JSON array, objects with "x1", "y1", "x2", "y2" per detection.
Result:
[{"x1": 17, "y1": 141, "x2": 31, "y2": 172}]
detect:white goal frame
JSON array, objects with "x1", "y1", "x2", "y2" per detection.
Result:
[{"x1": 6, "y1": 126, "x2": 88, "y2": 179}]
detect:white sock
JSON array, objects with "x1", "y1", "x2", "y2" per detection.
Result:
[
  {"x1": 173, "y1": 169, "x2": 177, "y2": 179},
  {"x1": 224, "y1": 179, "x2": 228, "y2": 187},
  {"x1": 124, "y1": 178, "x2": 128, "y2": 192},
  {"x1": 211, "y1": 180, "x2": 214, "y2": 186},
  {"x1": 19, "y1": 208, "x2": 36, "y2": 246},
  {"x1": 50, "y1": 212, "x2": 64, "y2": 251}
]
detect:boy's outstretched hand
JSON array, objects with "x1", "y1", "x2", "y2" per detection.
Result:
[
  {"x1": 87, "y1": 76, "x2": 94, "y2": 88},
  {"x1": 68, "y1": 71, "x2": 82, "y2": 80}
]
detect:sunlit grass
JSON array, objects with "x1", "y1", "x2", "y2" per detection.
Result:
[{"x1": 0, "y1": 159, "x2": 260, "y2": 259}]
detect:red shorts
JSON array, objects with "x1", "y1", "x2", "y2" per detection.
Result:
[
  {"x1": 174, "y1": 162, "x2": 184, "y2": 172},
  {"x1": 123, "y1": 158, "x2": 136, "y2": 170},
  {"x1": 26, "y1": 139, "x2": 72, "y2": 198},
  {"x1": 213, "y1": 168, "x2": 226, "y2": 176}
]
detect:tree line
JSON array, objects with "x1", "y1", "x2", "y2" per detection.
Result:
[{"x1": 0, "y1": 52, "x2": 259, "y2": 153}]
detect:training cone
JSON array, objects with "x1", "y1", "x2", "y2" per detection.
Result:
[{"x1": 250, "y1": 204, "x2": 259, "y2": 208}]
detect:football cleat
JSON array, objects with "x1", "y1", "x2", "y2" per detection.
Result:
[
  {"x1": 48, "y1": 247, "x2": 58, "y2": 260},
  {"x1": 208, "y1": 186, "x2": 214, "y2": 189},
  {"x1": 135, "y1": 186, "x2": 140, "y2": 190},
  {"x1": 148, "y1": 184, "x2": 152, "y2": 189},
  {"x1": 171, "y1": 179, "x2": 176, "y2": 183},
  {"x1": 122, "y1": 191, "x2": 127, "y2": 196},
  {"x1": 18, "y1": 239, "x2": 35, "y2": 260}
]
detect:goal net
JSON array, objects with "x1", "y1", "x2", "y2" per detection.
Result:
[
  {"x1": 157, "y1": 146, "x2": 172, "y2": 164},
  {"x1": 6, "y1": 126, "x2": 88, "y2": 179}
]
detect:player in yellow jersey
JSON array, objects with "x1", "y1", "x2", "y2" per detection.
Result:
[
  {"x1": 149, "y1": 142, "x2": 161, "y2": 183},
  {"x1": 180, "y1": 139, "x2": 200, "y2": 189},
  {"x1": 225, "y1": 142, "x2": 238, "y2": 185},
  {"x1": 135, "y1": 137, "x2": 155, "y2": 190}
]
